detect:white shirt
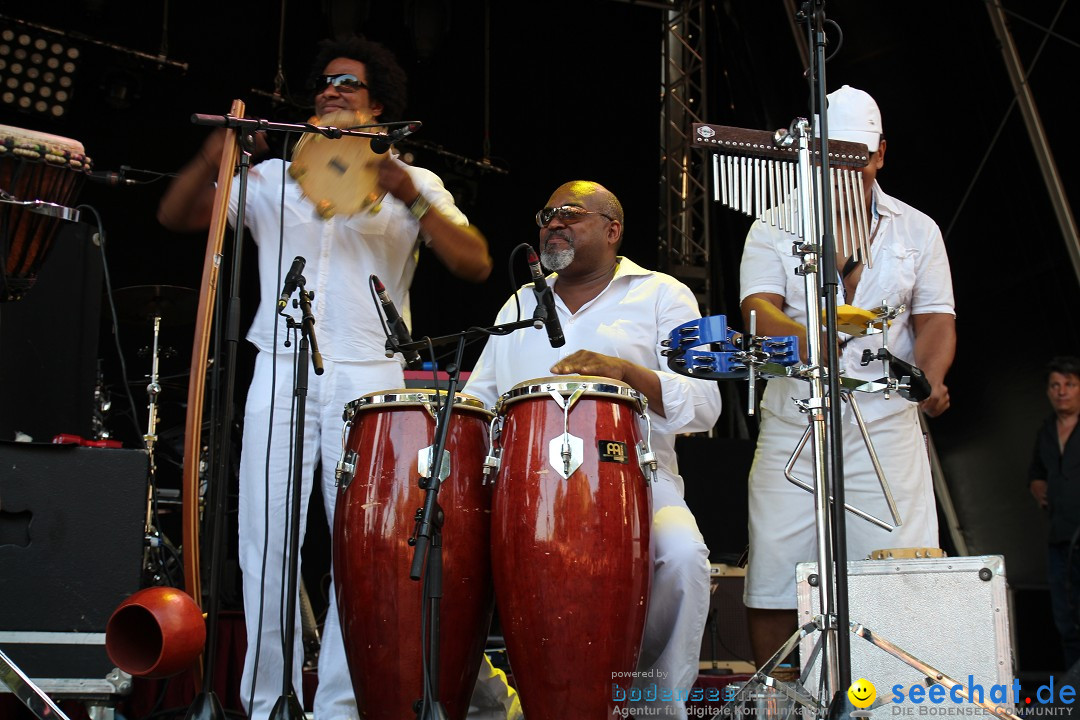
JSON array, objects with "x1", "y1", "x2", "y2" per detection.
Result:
[
  {"x1": 739, "y1": 181, "x2": 955, "y2": 424},
  {"x1": 228, "y1": 157, "x2": 469, "y2": 362},
  {"x1": 463, "y1": 256, "x2": 723, "y2": 493}
]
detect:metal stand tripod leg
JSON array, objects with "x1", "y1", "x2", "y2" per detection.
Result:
[
  {"x1": 723, "y1": 619, "x2": 825, "y2": 718},
  {"x1": 830, "y1": 622, "x2": 1021, "y2": 720},
  {"x1": 730, "y1": 614, "x2": 1024, "y2": 720},
  {"x1": 0, "y1": 647, "x2": 72, "y2": 720}
]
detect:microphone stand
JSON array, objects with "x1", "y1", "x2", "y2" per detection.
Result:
[
  {"x1": 270, "y1": 281, "x2": 323, "y2": 720},
  {"x1": 804, "y1": 0, "x2": 853, "y2": 698},
  {"x1": 183, "y1": 112, "x2": 334, "y2": 720},
  {"x1": 191, "y1": 113, "x2": 407, "y2": 143},
  {"x1": 184, "y1": 125, "x2": 257, "y2": 720},
  {"x1": 385, "y1": 321, "x2": 535, "y2": 720}
]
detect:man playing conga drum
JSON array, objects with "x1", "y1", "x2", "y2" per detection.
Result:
[{"x1": 464, "y1": 180, "x2": 723, "y2": 719}]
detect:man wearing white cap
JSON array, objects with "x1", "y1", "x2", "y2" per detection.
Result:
[{"x1": 738, "y1": 85, "x2": 957, "y2": 669}]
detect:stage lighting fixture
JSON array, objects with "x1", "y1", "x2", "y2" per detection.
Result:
[{"x1": 0, "y1": 25, "x2": 79, "y2": 118}]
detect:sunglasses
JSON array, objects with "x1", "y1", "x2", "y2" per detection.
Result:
[
  {"x1": 312, "y1": 73, "x2": 369, "y2": 93},
  {"x1": 535, "y1": 205, "x2": 614, "y2": 228}
]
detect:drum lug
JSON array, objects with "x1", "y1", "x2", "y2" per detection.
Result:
[
  {"x1": 336, "y1": 449, "x2": 357, "y2": 489},
  {"x1": 483, "y1": 415, "x2": 502, "y2": 484},
  {"x1": 637, "y1": 442, "x2": 658, "y2": 484},
  {"x1": 549, "y1": 434, "x2": 583, "y2": 479},
  {"x1": 482, "y1": 449, "x2": 501, "y2": 484},
  {"x1": 418, "y1": 446, "x2": 451, "y2": 484}
]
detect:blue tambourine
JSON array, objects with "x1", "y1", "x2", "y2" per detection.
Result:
[{"x1": 661, "y1": 315, "x2": 800, "y2": 380}]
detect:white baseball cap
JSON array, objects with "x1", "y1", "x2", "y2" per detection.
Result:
[{"x1": 819, "y1": 85, "x2": 882, "y2": 152}]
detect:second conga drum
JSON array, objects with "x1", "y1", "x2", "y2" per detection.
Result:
[
  {"x1": 491, "y1": 376, "x2": 653, "y2": 719},
  {"x1": 333, "y1": 389, "x2": 494, "y2": 720}
]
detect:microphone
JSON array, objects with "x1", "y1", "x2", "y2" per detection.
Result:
[
  {"x1": 526, "y1": 248, "x2": 565, "y2": 348},
  {"x1": 87, "y1": 170, "x2": 136, "y2": 187},
  {"x1": 277, "y1": 256, "x2": 306, "y2": 309},
  {"x1": 371, "y1": 274, "x2": 423, "y2": 369},
  {"x1": 370, "y1": 122, "x2": 422, "y2": 154}
]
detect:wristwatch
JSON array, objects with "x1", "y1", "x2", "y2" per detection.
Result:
[{"x1": 408, "y1": 194, "x2": 431, "y2": 221}]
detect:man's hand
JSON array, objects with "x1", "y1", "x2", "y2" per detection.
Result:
[
  {"x1": 551, "y1": 350, "x2": 666, "y2": 417},
  {"x1": 551, "y1": 350, "x2": 627, "y2": 380},
  {"x1": 919, "y1": 379, "x2": 950, "y2": 417},
  {"x1": 1031, "y1": 479, "x2": 1050, "y2": 510},
  {"x1": 377, "y1": 155, "x2": 418, "y2": 203}
]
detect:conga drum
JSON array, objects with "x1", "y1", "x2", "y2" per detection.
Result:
[
  {"x1": 333, "y1": 389, "x2": 494, "y2": 720},
  {"x1": 490, "y1": 376, "x2": 654, "y2": 718},
  {"x1": 0, "y1": 124, "x2": 91, "y2": 301}
]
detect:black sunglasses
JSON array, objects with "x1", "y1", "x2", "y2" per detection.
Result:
[
  {"x1": 536, "y1": 205, "x2": 614, "y2": 228},
  {"x1": 312, "y1": 73, "x2": 369, "y2": 93}
]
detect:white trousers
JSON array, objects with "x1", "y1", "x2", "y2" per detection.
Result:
[
  {"x1": 744, "y1": 403, "x2": 939, "y2": 610},
  {"x1": 631, "y1": 476, "x2": 712, "y2": 719},
  {"x1": 237, "y1": 350, "x2": 404, "y2": 720}
]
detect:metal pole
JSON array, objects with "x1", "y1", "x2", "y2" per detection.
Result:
[{"x1": 985, "y1": 1, "x2": 1080, "y2": 285}]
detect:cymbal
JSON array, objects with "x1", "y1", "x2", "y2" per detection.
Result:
[{"x1": 112, "y1": 285, "x2": 197, "y2": 325}]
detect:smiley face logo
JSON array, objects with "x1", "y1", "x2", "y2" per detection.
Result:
[{"x1": 848, "y1": 678, "x2": 876, "y2": 709}]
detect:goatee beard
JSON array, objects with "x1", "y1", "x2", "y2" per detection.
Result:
[{"x1": 540, "y1": 246, "x2": 575, "y2": 272}]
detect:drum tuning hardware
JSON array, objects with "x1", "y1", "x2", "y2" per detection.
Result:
[
  {"x1": 547, "y1": 385, "x2": 586, "y2": 479},
  {"x1": 638, "y1": 412, "x2": 658, "y2": 483},
  {"x1": 482, "y1": 415, "x2": 502, "y2": 484},
  {"x1": 637, "y1": 443, "x2": 658, "y2": 484},
  {"x1": 335, "y1": 417, "x2": 356, "y2": 487},
  {"x1": 549, "y1": 433, "x2": 584, "y2": 480},
  {"x1": 335, "y1": 449, "x2": 357, "y2": 489},
  {"x1": 418, "y1": 446, "x2": 451, "y2": 482},
  {"x1": 482, "y1": 450, "x2": 501, "y2": 483}
]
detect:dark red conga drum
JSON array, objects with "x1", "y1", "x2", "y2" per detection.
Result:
[
  {"x1": 333, "y1": 389, "x2": 494, "y2": 720},
  {"x1": 491, "y1": 376, "x2": 653, "y2": 719},
  {"x1": 1, "y1": 124, "x2": 91, "y2": 301}
]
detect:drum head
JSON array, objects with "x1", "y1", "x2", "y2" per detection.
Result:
[
  {"x1": 287, "y1": 110, "x2": 384, "y2": 219},
  {"x1": 345, "y1": 388, "x2": 493, "y2": 419},
  {"x1": 0, "y1": 124, "x2": 90, "y2": 171},
  {"x1": 499, "y1": 375, "x2": 642, "y2": 409}
]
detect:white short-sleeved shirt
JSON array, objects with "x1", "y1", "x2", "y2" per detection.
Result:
[
  {"x1": 739, "y1": 181, "x2": 955, "y2": 424},
  {"x1": 228, "y1": 157, "x2": 468, "y2": 362}
]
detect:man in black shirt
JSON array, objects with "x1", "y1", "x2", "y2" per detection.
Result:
[{"x1": 1030, "y1": 355, "x2": 1080, "y2": 669}]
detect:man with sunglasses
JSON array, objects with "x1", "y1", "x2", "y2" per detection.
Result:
[
  {"x1": 463, "y1": 180, "x2": 723, "y2": 718},
  {"x1": 739, "y1": 85, "x2": 956, "y2": 675},
  {"x1": 157, "y1": 36, "x2": 491, "y2": 720}
]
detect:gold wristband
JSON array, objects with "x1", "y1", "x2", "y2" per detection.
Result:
[{"x1": 408, "y1": 194, "x2": 431, "y2": 221}]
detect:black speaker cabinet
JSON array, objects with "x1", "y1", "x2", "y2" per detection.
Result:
[
  {"x1": 0, "y1": 442, "x2": 147, "y2": 696},
  {"x1": 0, "y1": 221, "x2": 102, "y2": 443}
]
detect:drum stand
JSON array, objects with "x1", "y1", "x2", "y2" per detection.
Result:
[
  {"x1": 141, "y1": 313, "x2": 167, "y2": 579},
  {"x1": 408, "y1": 333, "x2": 464, "y2": 720}
]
